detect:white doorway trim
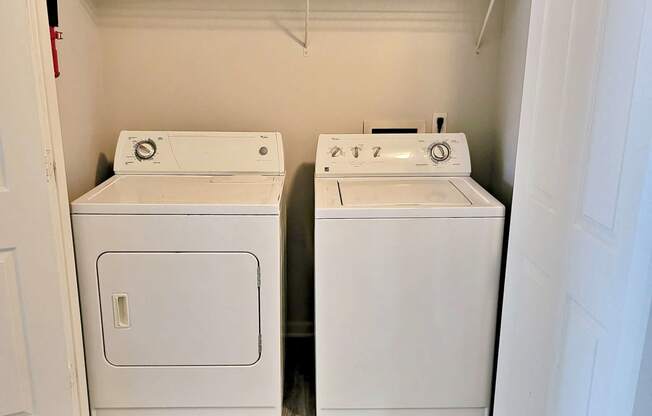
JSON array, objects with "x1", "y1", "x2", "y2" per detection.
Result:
[{"x1": 26, "y1": 0, "x2": 89, "y2": 414}]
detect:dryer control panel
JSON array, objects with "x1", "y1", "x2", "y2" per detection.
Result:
[
  {"x1": 114, "y1": 131, "x2": 285, "y2": 175},
  {"x1": 315, "y1": 133, "x2": 471, "y2": 177}
]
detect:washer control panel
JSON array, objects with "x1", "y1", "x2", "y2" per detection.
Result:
[
  {"x1": 315, "y1": 133, "x2": 471, "y2": 177},
  {"x1": 114, "y1": 131, "x2": 284, "y2": 175}
]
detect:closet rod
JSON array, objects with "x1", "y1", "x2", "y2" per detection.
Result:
[{"x1": 302, "y1": 0, "x2": 493, "y2": 55}]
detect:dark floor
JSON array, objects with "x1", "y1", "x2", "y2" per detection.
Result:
[{"x1": 283, "y1": 337, "x2": 315, "y2": 416}]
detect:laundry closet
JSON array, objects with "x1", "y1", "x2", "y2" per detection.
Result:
[
  {"x1": 50, "y1": 0, "x2": 536, "y2": 414},
  {"x1": 5, "y1": 0, "x2": 652, "y2": 415},
  {"x1": 54, "y1": 0, "x2": 531, "y2": 339}
]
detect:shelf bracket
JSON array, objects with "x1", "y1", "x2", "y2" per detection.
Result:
[
  {"x1": 303, "y1": 0, "x2": 310, "y2": 55},
  {"x1": 475, "y1": 0, "x2": 496, "y2": 54}
]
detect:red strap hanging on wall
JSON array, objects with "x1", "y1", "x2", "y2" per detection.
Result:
[{"x1": 47, "y1": 0, "x2": 61, "y2": 78}]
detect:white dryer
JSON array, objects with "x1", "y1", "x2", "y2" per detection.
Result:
[
  {"x1": 314, "y1": 133, "x2": 505, "y2": 416},
  {"x1": 72, "y1": 131, "x2": 285, "y2": 416}
]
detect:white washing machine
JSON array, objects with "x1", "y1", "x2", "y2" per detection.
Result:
[
  {"x1": 72, "y1": 131, "x2": 285, "y2": 416},
  {"x1": 315, "y1": 133, "x2": 505, "y2": 416}
]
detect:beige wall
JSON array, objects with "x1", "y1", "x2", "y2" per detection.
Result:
[
  {"x1": 491, "y1": 0, "x2": 531, "y2": 205},
  {"x1": 57, "y1": 0, "x2": 512, "y2": 335},
  {"x1": 56, "y1": 0, "x2": 110, "y2": 200}
]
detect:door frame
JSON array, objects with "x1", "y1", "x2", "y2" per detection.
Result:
[{"x1": 27, "y1": 0, "x2": 89, "y2": 414}]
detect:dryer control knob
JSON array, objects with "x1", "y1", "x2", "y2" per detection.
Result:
[
  {"x1": 429, "y1": 142, "x2": 451, "y2": 163},
  {"x1": 352, "y1": 146, "x2": 361, "y2": 158},
  {"x1": 134, "y1": 139, "x2": 157, "y2": 160}
]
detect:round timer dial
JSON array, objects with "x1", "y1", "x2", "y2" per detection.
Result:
[
  {"x1": 429, "y1": 142, "x2": 451, "y2": 163},
  {"x1": 134, "y1": 139, "x2": 157, "y2": 160}
]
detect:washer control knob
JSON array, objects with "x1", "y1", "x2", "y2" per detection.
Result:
[
  {"x1": 352, "y1": 146, "x2": 361, "y2": 158},
  {"x1": 134, "y1": 139, "x2": 157, "y2": 160},
  {"x1": 330, "y1": 146, "x2": 343, "y2": 157},
  {"x1": 372, "y1": 146, "x2": 381, "y2": 158},
  {"x1": 429, "y1": 142, "x2": 451, "y2": 162}
]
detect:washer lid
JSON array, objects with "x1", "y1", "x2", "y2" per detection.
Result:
[
  {"x1": 71, "y1": 175, "x2": 283, "y2": 215},
  {"x1": 315, "y1": 177, "x2": 504, "y2": 218},
  {"x1": 339, "y1": 179, "x2": 471, "y2": 207}
]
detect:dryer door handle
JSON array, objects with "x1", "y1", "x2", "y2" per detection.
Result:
[{"x1": 112, "y1": 293, "x2": 131, "y2": 328}]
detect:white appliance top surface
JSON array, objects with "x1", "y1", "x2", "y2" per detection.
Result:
[
  {"x1": 114, "y1": 131, "x2": 284, "y2": 175},
  {"x1": 315, "y1": 133, "x2": 471, "y2": 177},
  {"x1": 339, "y1": 179, "x2": 471, "y2": 207},
  {"x1": 71, "y1": 175, "x2": 284, "y2": 215},
  {"x1": 316, "y1": 177, "x2": 504, "y2": 218}
]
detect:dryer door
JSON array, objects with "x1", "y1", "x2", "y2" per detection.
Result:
[{"x1": 97, "y1": 252, "x2": 260, "y2": 367}]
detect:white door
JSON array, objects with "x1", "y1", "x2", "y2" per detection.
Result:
[
  {"x1": 495, "y1": 0, "x2": 652, "y2": 415},
  {"x1": 0, "y1": 1, "x2": 87, "y2": 416}
]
